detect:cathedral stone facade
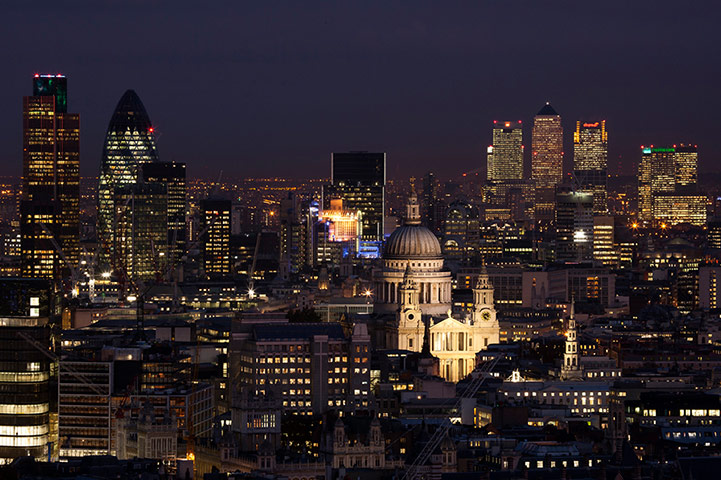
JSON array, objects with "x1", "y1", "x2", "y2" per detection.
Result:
[
  {"x1": 378, "y1": 192, "x2": 500, "y2": 382},
  {"x1": 373, "y1": 192, "x2": 452, "y2": 316}
]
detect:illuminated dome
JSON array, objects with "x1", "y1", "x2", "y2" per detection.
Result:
[
  {"x1": 384, "y1": 224, "x2": 441, "y2": 259},
  {"x1": 373, "y1": 189, "x2": 452, "y2": 315}
]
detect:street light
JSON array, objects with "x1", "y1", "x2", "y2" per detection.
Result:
[{"x1": 364, "y1": 289, "x2": 373, "y2": 304}]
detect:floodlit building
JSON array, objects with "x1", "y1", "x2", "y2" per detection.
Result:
[{"x1": 373, "y1": 191, "x2": 452, "y2": 315}]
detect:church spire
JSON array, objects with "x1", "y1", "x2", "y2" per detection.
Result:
[
  {"x1": 561, "y1": 298, "x2": 582, "y2": 380},
  {"x1": 421, "y1": 317, "x2": 431, "y2": 356}
]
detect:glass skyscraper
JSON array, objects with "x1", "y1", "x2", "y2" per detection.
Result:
[
  {"x1": 21, "y1": 74, "x2": 80, "y2": 279},
  {"x1": 531, "y1": 103, "x2": 563, "y2": 223},
  {"x1": 324, "y1": 152, "x2": 385, "y2": 241},
  {"x1": 573, "y1": 120, "x2": 608, "y2": 214},
  {"x1": 638, "y1": 147, "x2": 675, "y2": 225},
  {"x1": 98, "y1": 90, "x2": 159, "y2": 272},
  {"x1": 488, "y1": 120, "x2": 523, "y2": 182}
]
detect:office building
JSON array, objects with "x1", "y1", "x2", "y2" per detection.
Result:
[
  {"x1": 201, "y1": 199, "x2": 231, "y2": 278},
  {"x1": 708, "y1": 218, "x2": 721, "y2": 249},
  {"x1": 531, "y1": 103, "x2": 563, "y2": 222},
  {"x1": 592, "y1": 216, "x2": 617, "y2": 268},
  {"x1": 114, "y1": 184, "x2": 168, "y2": 283},
  {"x1": 638, "y1": 147, "x2": 676, "y2": 225},
  {"x1": 675, "y1": 144, "x2": 698, "y2": 187},
  {"x1": 699, "y1": 266, "x2": 721, "y2": 310},
  {"x1": 555, "y1": 190, "x2": 594, "y2": 262},
  {"x1": 58, "y1": 361, "x2": 112, "y2": 458},
  {"x1": 21, "y1": 74, "x2": 80, "y2": 279},
  {"x1": 232, "y1": 320, "x2": 372, "y2": 415},
  {"x1": 98, "y1": 90, "x2": 159, "y2": 267},
  {"x1": 638, "y1": 145, "x2": 704, "y2": 226},
  {"x1": 573, "y1": 121, "x2": 608, "y2": 214},
  {"x1": 442, "y1": 200, "x2": 480, "y2": 261},
  {"x1": 421, "y1": 172, "x2": 445, "y2": 234},
  {"x1": 324, "y1": 152, "x2": 385, "y2": 241},
  {"x1": 141, "y1": 162, "x2": 187, "y2": 264},
  {"x1": 0, "y1": 279, "x2": 53, "y2": 463},
  {"x1": 652, "y1": 194, "x2": 707, "y2": 227},
  {"x1": 488, "y1": 121, "x2": 523, "y2": 182}
]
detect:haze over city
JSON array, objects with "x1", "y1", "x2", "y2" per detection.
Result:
[
  {"x1": 1, "y1": 1, "x2": 719, "y2": 179},
  {"x1": 3, "y1": 3, "x2": 721, "y2": 480}
]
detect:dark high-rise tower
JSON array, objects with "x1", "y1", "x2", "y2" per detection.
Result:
[
  {"x1": 141, "y1": 162, "x2": 187, "y2": 265},
  {"x1": 21, "y1": 74, "x2": 80, "y2": 279},
  {"x1": 324, "y1": 152, "x2": 385, "y2": 241},
  {"x1": 98, "y1": 90, "x2": 159, "y2": 271}
]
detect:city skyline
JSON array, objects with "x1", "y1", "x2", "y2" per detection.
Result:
[{"x1": 0, "y1": 2, "x2": 718, "y2": 179}]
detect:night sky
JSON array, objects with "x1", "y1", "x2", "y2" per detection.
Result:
[{"x1": 1, "y1": 1, "x2": 719, "y2": 180}]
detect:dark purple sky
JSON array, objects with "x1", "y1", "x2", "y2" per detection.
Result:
[{"x1": 1, "y1": 1, "x2": 719, "y2": 180}]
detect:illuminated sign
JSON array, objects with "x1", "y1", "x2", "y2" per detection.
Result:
[{"x1": 582, "y1": 122, "x2": 599, "y2": 128}]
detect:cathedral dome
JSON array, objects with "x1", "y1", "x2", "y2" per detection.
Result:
[{"x1": 384, "y1": 224, "x2": 442, "y2": 259}]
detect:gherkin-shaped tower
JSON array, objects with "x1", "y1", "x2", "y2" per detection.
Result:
[{"x1": 98, "y1": 90, "x2": 159, "y2": 268}]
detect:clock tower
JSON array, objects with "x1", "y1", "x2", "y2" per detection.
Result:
[
  {"x1": 396, "y1": 263, "x2": 423, "y2": 352},
  {"x1": 471, "y1": 261, "x2": 499, "y2": 349}
]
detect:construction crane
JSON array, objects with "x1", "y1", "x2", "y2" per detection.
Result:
[
  {"x1": 400, "y1": 356, "x2": 500, "y2": 480},
  {"x1": 247, "y1": 231, "x2": 262, "y2": 298},
  {"x1": 39, "y1": 223, "x2": 81, "y2": 297},
  {"x1": 17, "y1": 331, "x2": 110, "y2": 461}
]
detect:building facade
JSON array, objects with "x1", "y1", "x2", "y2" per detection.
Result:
[
  {"x1": 141, "y1": 162, "x2": 187, "y2": 266},
  {"x1": 233, "y1": 321, "x2": 372, "y2": 415},
  {"x1": 531, "y1": 103, "x2": 563, "y2": 222},
  {"x1": 0, "y1": 279, "x2": 53, "y2": 464},
  {"x1": 98, "y1": 90, "x2": 159, "y2": 269},
  {"x1": 373, "y1": 192, "x2": 452, "y2": 315},
  {"x1": 201, "y1": 199, "x2": 232, "y2": 278},
  {"x1": 324, "y1": 152, "x2": 385, "y2": 241},
  {"x1": 573, "y1": 121, "x2": 608, "y2": 214},
  {"x1": 21, "y1": 74, "x2": 80, "y2": 279},
  {"x1": 488, "y1": 121, "x2": 523, "y2": 182}
]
